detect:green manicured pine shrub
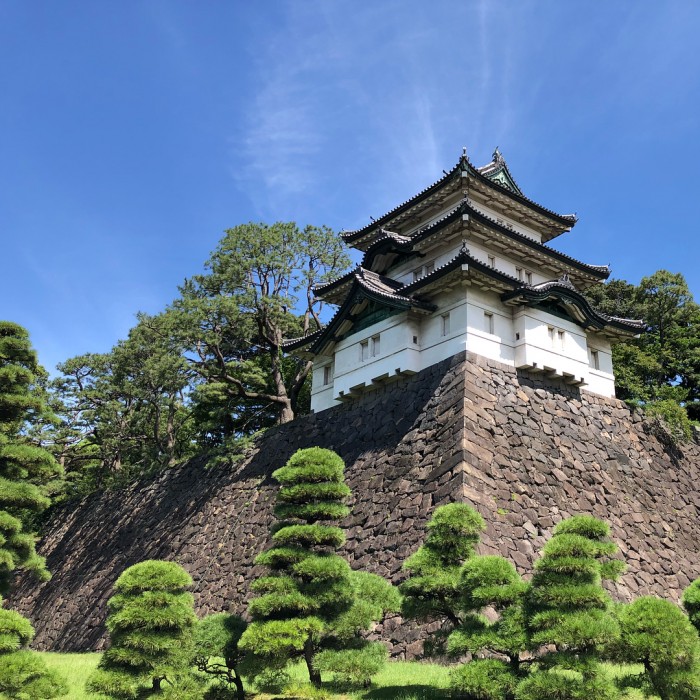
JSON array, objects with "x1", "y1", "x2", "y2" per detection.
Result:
[
  {"x1": 516, "y1": 515, "x2": 623, "y2": 700},
  {"x1": 0, "y1": 595, "x2": 68, "y2": 698},
  {"x1": 193, "y1": 613, "x2": 247, "y2": 700},
  {"x1": 448, "y1": 555, "x2": 528, "y2": 698},
  {"x1": 683, "y1": 578, "x2": 700, "y2": 634},
  {"x1": 87, "y1": 560, "x2": 198, "y2": 698},
  {"x1": 0, "y1": 321, "x2": 62, "y2": 594},
  {"x1": 450, "y1": 658, "x2": 519, "y2": 700},
  {"x1": 239, "y1": 447, "x2": 395, "y2": 687},
  {"x1": 613, "y1": 596, "x2": 700, "y2": 699},
  {"x1": 400, "y1": 502, "x2": 485, "y2": 656}
]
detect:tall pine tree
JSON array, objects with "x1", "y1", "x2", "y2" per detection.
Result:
[
  {"x1": 518, "y1": 515, "x2": 623, "y2": 700},
  {"x1": 0, "y1": 321, "x2": 61, "y2": 593}
]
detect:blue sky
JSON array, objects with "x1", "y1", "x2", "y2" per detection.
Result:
[{"x1": 2, "y1": 1, "x2": 700, "y2": 373}]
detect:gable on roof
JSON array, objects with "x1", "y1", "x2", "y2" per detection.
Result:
[{"x1": 478, "y1": 148, "x2": 524, "y2": 195}]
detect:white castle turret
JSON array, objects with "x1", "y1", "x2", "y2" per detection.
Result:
[{"x1": 286, "y1": 149, "x2": 645, "y2": 413}]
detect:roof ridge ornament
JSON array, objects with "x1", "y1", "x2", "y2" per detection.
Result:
[{"x1": 493, "y1": 146, "x2": 504, "y2": 164}]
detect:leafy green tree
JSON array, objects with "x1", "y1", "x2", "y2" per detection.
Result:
[
  {"x1": 239, "y1": 448, "x2": 394, "y2": 687},
  {"x1": 517, "y1": 515, "x2": 624, "y2": 700},
  {"x1": 52, "y1": 312, "x2": 194, "y2": 495},
  {"x1": 399, "y1": 503, "x2": 485, "y2": 654},
  {"x1": 448, "y1": 556, "x2": 528, "y2": 698},
  {"x1": 87, "y1": 560, "x2": 197, "y2": 698},
  {"x1": 587, "y1": 270, "x2": 700, "y2": 422},
  {"x1": 683, "y1": 578, "x2": 700, "y2": 634},
  {"x1": 171, "y1": 222, "x2": 350, "y2": 427},
  {"x1": 193, "y1": 613, "x2": 247, "y2": 700},
  {"x1": 612, "y1": 596, "x2": 700, "y2": 700},
  {"x1": 0, "y1": 595, "x2": 68, "y2": 699},
  {"x1": 0, "y1": 321, "x2": 62, "y2": 593}
]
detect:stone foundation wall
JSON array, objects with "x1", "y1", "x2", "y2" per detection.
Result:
[{"x1": 9, "y1": 351, "x2": 700, "y2": 657}]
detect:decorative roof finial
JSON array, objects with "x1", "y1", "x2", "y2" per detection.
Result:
[
  {"x1": 462, "y1": 146, "x2": 467, "y2": 158},
  {"x1": 493, "y1": 146, "x2": 503, "y2": 163},
  {"x1": 460, "y1": 239, "x2": 469, "y2": 255}
]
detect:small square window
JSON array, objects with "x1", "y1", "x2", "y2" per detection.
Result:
[{"x1": 441, "y1": 313, "x2": 450, "y2": 336}]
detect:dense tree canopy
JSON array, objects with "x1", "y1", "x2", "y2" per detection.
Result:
[
  {"x1": 171, "y1": 221, "x2": 349, "y2": 428},
  {"x1": 51, "y1": 312, "x2": 194, "y2": 495},
  {"x1": 47, "y1": 221, "x2": 350, "y2": 497},
  {"x1": 587, "y1": 270, "x2": 700, "y2": 422}
]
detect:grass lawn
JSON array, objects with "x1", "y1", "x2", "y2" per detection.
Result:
[{"x1": 36, "y1": 653, "x2": 649, "y2": 699}]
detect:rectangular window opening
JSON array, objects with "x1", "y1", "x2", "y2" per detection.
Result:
[
  {"x1": 557, "y1": 330, "x2": 565, "y2": 349},
  {"x1": 323, "y1": 366, "x2": 332, "y2": 386},
  {"x1": 516, "y1": 267, "x2": 523, "y2": 280},
  {"x1": 426, "y1": 261, "x2": 435, "y2": 275},
  {"x1": 484, "y1": 311, "x2": 494, "y2": 335},
  {"x1": 591, "y1": 349, "x2": 600, "y2": 370},
  {"x1": 360, "y1": 340, "x2": 369, "y2": 362},
  {"x1": 441, "y1": 313, "x2": 450, "y2": 337},
  {"x1": 371, "y1": 335, "x2": 380, "y2": 357},
  {"x1": 525, "y1": 271, "x2": 532, "y2": 285},
  {"x1": 548, "y1": 326, "x2": 555, "y2": 345}
]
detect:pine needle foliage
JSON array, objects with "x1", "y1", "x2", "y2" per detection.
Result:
[
  {"x1": 87, "y1": 560, "x2": 197, "y2": 698},
  {"x1": 447, "y1": 556, "x2": 528, "y2": 698},
  {"x1": 193, "y1": 613, "x2": 247, "y2": 700},
  {"x1": 0, "y1": 321, "x2": 62, "y2": 593},
  {"x1": 517, "y1": 515, "x2": 623, "y2": 700},
  {"x1": 399, "y1": 503, "x2": 485, "y2": 655},
  {"x1": 0, "y1": 594, "x2": 68, "y2": 698},
  {"x1": 612, "y1": 596, "x2": 700, "y2": 699},
  {"x1": 683, "y1": 578, "x2": 700, "y2": 635},
  {"x1": 239, "y1": 447, "x2": 395, "y2": 687}
]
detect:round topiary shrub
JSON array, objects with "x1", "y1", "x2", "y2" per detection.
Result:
[
  {"x1": 87, "y1": 560, "x2": 197, "y2": 698},
  {"x1": 0, "y1": 596, "x2": 68, "y2": 699}
]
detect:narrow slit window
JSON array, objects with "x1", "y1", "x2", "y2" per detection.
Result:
[
  {"x1": 323, "y1": 366, "x2": 332, "y2": 385},
  {"x1": 557, "y1": 330, "x2": 565, "y2": 349},
  {"x1": 525, "y1": 271, "x2": 532, "y2": 285},
  {"x1": 360, "y1": 340, "x2": 369, "y2": 362},
  {"x1": 484, "y1": 311, "x2": 494, "y2": 335},
  {"x1": 591, "y1": 349, "x2": 600, "y2": 370},
  {"x1": 371, "y1": 335, "x2": 380, "y2": 357},
  {"x1": 441, "y1": 313, "x2": 450, "y2": 336},
  {"x1": 548, "y1": 326, "x2": 555, "y2": 345},
  {"x1": 516, "y1": 267, "x2": 523, "y2": 280},
  {"x1": 425, "y1": 261, "x2": 435, "y2": 275}
]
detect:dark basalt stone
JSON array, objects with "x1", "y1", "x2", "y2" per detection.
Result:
[{"x1": 8, "y1": 351, "x2": 700, "y2": 658}]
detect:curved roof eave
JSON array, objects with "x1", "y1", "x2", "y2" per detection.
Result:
[
  {"x1": 307, "y1": 272, "x2": 436, "y2": 355},
  {"x1": 501, "y1": 284, "x2": 647, "y2": 334}
]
